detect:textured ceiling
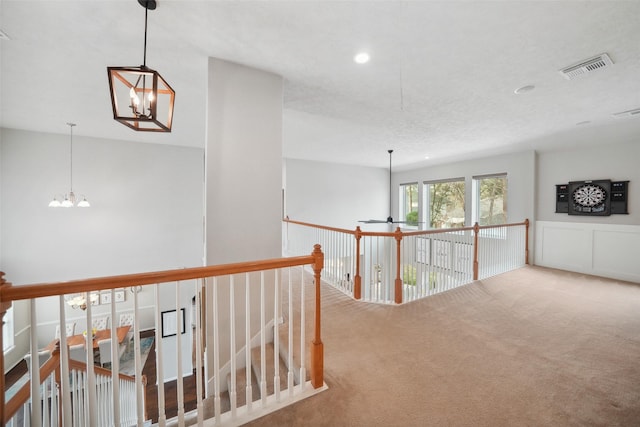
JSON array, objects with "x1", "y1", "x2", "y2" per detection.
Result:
[{"x1": 1, "y1": 1, "x2": 639, "y2": 169}]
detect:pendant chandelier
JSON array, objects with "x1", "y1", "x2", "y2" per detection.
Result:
[
  {"x1": 48, "y1": 123, "x2": 90, "y2": 208},
  {"x1": 107, "y1": 0, "x2": 175, "y2": 132},
  {"x1": 65, "y1": 292, "x2": 99, "y2": 310}
]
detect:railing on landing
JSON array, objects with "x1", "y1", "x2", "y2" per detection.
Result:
[
  {"x1": 3, "y1": 343, "x2": 142, "y2": 426},
  {"x1": 283, "y1": 218, "x2": 529, "y2": 304},
  {"x1": 0, "y1": 244, "x2": 325, "y2": 426}
]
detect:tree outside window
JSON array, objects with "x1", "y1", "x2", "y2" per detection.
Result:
[
  {"x1": 475, "y1": 175, "x2": 507, "y2": 225},
  {"x1": 424, "y1": 180, "x2": 465, "y2": 228}
]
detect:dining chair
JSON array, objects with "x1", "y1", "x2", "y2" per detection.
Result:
[
  {"x1": 92, "y1": 316, "x2": 109, "y2": 331},
  {"x1": 119, "y1": 312, "x2": 135, "y2": 342},
  {"x1": 97, "y1": 338, "x2": 127, "y2": 368},
  {"x1": 68, "y1": 343, "x2": 87, "y2": 364},
  {"x1": 24, "y1": 349, "x2": 52, "y2": 376},
  {"x1": 54, "y1": 322, "x2": 76, "y2": 339}
]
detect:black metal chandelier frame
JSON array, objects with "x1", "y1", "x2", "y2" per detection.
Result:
[{"x1": 107, "y1": 0, "x2": 175, "y2": 132}]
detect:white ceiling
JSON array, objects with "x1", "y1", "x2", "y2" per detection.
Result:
[{"x1": 1, "y1": 1, "x2": 639, "y2": 170}]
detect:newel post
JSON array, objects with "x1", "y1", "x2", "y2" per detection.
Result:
[
  {"x1": 354, "y1": 227, "x2": 362, "y2": 300},
  {"x1": 310, "y1": 244, "x2": 324, "y2": 388},
  {"x1": 0, "y1": 271, "x2": 12, "y2": 423},
  {"x1": 473, "y1": 223, "x2": 480, "y2": 280},
  {"x1": 394, "y1": 227, "x2": 403, "y2": 304},
  {"x1": 525, "y1": 218, "x2": 530, "y2": 265}
]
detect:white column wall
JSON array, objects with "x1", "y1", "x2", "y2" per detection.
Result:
[
  {"x1": 204, "y1": 59, "x2": 283, "y2": 391},
  {"x1": 205, "y1": 58, "x2": 283, "y2": 264}
]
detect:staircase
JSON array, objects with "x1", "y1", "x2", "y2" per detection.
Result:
[{"x1": 223, "y1": 318, "x2": 310, "y2": 410}]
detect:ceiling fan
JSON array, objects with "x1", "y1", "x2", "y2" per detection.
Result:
[{"x1": 359, "y1": 149, "x2": 408, "y2": 224}]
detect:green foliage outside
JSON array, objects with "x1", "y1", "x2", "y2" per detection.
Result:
[
  {"x1": 403, "y1": 264, "x2": 417, "y2": 286},
  {"x1": 429, "y1": 181, "x2": 465, "y2": 228},
  {"x1": 403, "y1": 265, "x2": 438, "y2": 289},
  {"x1": 479, "y1": 177, "x2": 507, "y2": 225},
  {"x1": 406, "y1": 211, "x2": 419, "y2": 225}
]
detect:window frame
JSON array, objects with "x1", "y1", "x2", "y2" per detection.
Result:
[
  {"x1": 399, "y1": 182, "x2": 419, "y2": 227},
  {"x1": 472, "y1": 173, "x2": 508, "y2": 226},
  {"x1": 422, "y1": 178, "x2": 466, "y2": 229}
]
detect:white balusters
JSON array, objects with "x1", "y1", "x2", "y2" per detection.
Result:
[
  {"x1": 273, "y1": 269, "x2": 281, "y2": 401},
  {"x1": 195, "y1": 279, "x2": 205, "y2": 426},
  {"x1": 287, "y1": 267, "x2": 294, "y2": 396},
  {"x1": 108, "y1": 289, "x2": 121, "y2": 426},
  {"x1": 175, "y1": 282, "x2": 185, "y2": 423},
  {"x1": 229, "y1": 275, "x2": 237, "y2": 416},
  {"x1": 29, "y1": 299, "x2": 42, "y2": 426},
  {"x1": 259, "y1": 273, "x2": 267, "y2": 405},
  {"x1": 155, "y1": 283, "x2": 167, "y2": 427},
  {"x1": 299, "y1": 267, "x2": 306, "y2": 392},
  {"x1": 212, "y1": 277, "x2": 221, "y2": 424},
  {"x1": 244, "y1": 273, "x2": 253, "y2": 413}
]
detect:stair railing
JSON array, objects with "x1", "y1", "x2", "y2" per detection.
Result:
[
  {"x1": 3, "y1": 341, "x2": 141, "y2": 427},
  {"x1": 283, "y1": 218, "x2": 529, "y2": 304},
  {"x1": 0, "y1": 244, "x2": 325, "y2": 426}
]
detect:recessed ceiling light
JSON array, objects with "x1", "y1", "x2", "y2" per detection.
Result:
[
  {"x1": 424, "y1": 155, "x2": 430, "y2": 159},
  {"x1": 514, "y1": 85, "x2": 535, "y2": 94},
  {"x1": 354, "y1": 52, "x2": 370, "y2": 64}
]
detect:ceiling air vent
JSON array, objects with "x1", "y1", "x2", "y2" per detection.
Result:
[
  {"x1": 559, "y1": 53, "x2": 613, "y2": 80},
  {"x1": 613, "y1": 108, "x2": 640, "y2": 119}
]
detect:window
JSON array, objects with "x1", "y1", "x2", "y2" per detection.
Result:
[
  {"x1": 399, "y1": 183, "x2": 419, "y2": 226},
  {"x1": 423, "y1": 179, "x2": 465, "y2": 228},
  {"x1": 474, "y1": 174, "x2": 508, "y2": 225},
  {"x1": 3, "y1": 306, "x2": 14, "y2": 353}
]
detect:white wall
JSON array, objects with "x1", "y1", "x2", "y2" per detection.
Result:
[
  {"x1": 534, "y1": 139, "x2": 640, "y2": 280},
  {"x1": 0, "y1": 128, "x2": 204, "y2": 368},
  {"x1": 206, "y1": 58, "x2": 283, "y2": 264},
  {"x1": 536, "y1": 140, "x2": 640, "y2": 224},
  {"x1": 204, "y1": 59, "x2": 283, "y2": 389},
  {"x1": 283, "y1": 158, "x2": 389, "y2": 229}
]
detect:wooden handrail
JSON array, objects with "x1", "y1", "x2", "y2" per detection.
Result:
[
  {"x1": 284, "y1": 217, "x2": 356, "y2": 235},
  {"x1": 2, "y1": 246, "x2": 325, "y2": 424},
  {"x1": 4, "y1": 345, "x2": 62, "y2": 422},
  {"x1": 284, "y1": 218, "x2": 530, "y2": 304},
  {"x1": 0, "y1": 254, "x2": 317, "y2": 302},
  {"x1": 284, "y1": 217, "x2": 529, "y2": 239}
]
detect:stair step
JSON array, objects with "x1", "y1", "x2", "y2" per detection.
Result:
[
  {"x1": 250, "y1": 343, "x2": 290, "y2": 398},
  {"x1": 225, "y1": 365, "x2": 260, "y2": 408},
  {"x1": 277, "y1": 313, "x2": 311, "y2": 385}
]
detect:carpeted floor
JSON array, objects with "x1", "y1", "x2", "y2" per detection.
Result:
[{"x1": 247, "y1": 265, "x2": 640, "y2": 426}]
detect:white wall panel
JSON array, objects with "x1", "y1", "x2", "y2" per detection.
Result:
[{"x1": 536, "y1": 221, "x2": 640, "y2": 283}]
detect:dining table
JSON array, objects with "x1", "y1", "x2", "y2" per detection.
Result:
[{"x1": 47, "y1": 325, "x2": 131, "y2": 351}]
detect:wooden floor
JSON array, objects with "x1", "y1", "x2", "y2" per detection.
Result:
[
  {"x1": 143, "y1": 330, "x2": 205, "y2": 423},
  {"x1": 4, "y1": 329, "x2": 203, "y2": 424}
]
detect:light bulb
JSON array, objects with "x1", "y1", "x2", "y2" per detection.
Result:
[
  {"x1": 354, "y1": 52, "x2": 370, "y2": 64},
  {"x1": 148, "y1": 91, "x2": 154, "y2": 102},
  {"x1": 77, "y1": 197, "x2": 90, "y2": 208},
  {"x1": 61, "y1": 195, "x2": 73, "y2": 208},
  {"x1": 130, "y1": 87, "x2": 140, "y2": 106}
]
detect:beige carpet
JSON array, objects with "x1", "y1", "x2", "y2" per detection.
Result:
[{"x1": 247, "y1": 266, "x2": 640, "y2": 426}]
